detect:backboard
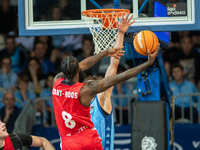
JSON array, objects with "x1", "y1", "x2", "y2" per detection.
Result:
[{"x1": 18, "y1": 0, "x2": 200, "y2": 36}]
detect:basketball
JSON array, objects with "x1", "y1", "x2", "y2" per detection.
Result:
[{"x1": 133, "y1": 30, "x2": 159, "y2": 56}]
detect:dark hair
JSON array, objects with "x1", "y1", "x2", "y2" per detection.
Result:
[
  {"x1": 33, "y1": 41, "x2": 45, "y2": 51},
  {"x1": 34, "y1": 36, "x2": 53, "y2": 57},
  {"x1": 44, "y1": 73, "x2": 56, "y2": 88},
  {"x1": 5, "y1": 35, "x2": 15, "y2": 42},
  {"x1": 34, "y1": 36, "x2": 53, "y2": 48},
  {"x1": 1, "y1": 56, "x2": 11, "y2": 63},
  {"x1": 82, "y1": 37, "x2": 93, "y2": 45},
  {"x1": 171, "y1": 64, "x2": 184, "y2": 72},
  {"x1": 22, "y1": 57, "x2": 45, "y2": 80},
  {"x1": 48, "y1": 4, "x2": 63, "y2": 21},
  {"x1": 17, "y1": 75, "x2": 29, "y2": 84},
  {"x1": 61, "y1": 56, "x2": 79, "y2": 84},
  {"x1": 60, "y1": 51, "x2": 72, "y2": 57},
  {"x1": 97, "y1": 73, "x2": 105, "y2": 78},
  {"x1": 180, "y1": 36, "x2": 192, "y2": 43}
]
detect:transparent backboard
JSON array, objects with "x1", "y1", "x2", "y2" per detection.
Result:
[{"x1": 18, "y1": 0, "x2": 200, "y2": 36}]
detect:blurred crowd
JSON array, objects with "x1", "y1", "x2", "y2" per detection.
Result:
[{"x1": 0, "y1": 0, "x2": 199, "y2": 133}]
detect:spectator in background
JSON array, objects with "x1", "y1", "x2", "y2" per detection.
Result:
[
  {"x1": 57, "y1": 0, "x2": 81, "y2": 20},
  {"x1": 191, "y1": 31, "x2": 200, "y2": 53},
  {"x1": 48, "y1": 4, "x2": 64, "y2": 21},
  {"x1": 177, "y1": 36, "x2": 200, "y2": 84},
  {"x1": 33, "y1": 0, "x2": 57, "y2": 21},
  {"x1": 39, "y1": 73, "x2": 55, "y2": 126},
  {"x1": 0, "y1": 91, "x2": 21, "y2": 133},
  {"x1": 48, "y1": 5, "x2": 66, "y2": 50},
  {"x1": 163, "y1": 47, "x2": 180, "y2": 81},
  {"x1": 8, "y1": 18, "x2": 35, "y2": 52},
  {"x1": 14, "y1": 75, "x2": 36, "y2": 109},
  {"x1": 170, "y1": 64, "x2": 198, "y2": 123},
  {"x1": 40, "y1": 73, "x2": 55, "y2": 111},
  {"x1": 113, "y1": 64, "x2": 133, "y2": 124},
  {"x1": 60, "y1": 34, "x2": 83, "y2": 52},
  {"x1": 35, "y1": 100, "x2": 50, "y2": 127},
  {"x1": 48, "y1": 4, "x2": 83, "y2": 52},
  {"x1": 0, "y1": 36, "x2": 26, "y2": 74},
  {"x1": 168, "y1": 32, "x2": 180, "y2": 49},
  {"x1": 76, "y1": 38, "x2": 100, "y2": 76},
  {"x1": 21, "y1": 57, "x2": 46, "y2": 97},
  {"x1": 32, "y1": 42, "x2": 55, "y2": 75},
  {"x1": 34, "y1": 36, "x2": 60, "y2": 64},
  {"x1": 54, "y1": 51, "x2": 72, "y2": 74},
  {"x1": 0, "y1": 0, "x2": 16, "y2": 35},
  {"x1": 0, "y1": 57, "x2": 17, "y2": 92}
]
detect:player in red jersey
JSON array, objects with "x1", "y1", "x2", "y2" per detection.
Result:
[
  {"x1": 53, "y1": 47, "x2": 124, "y2": 150},
  {"x1": 53, "y1": 35, "x2": 160, "y2": 150}
]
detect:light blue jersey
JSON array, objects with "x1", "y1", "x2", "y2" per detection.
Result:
[{"x1": 90, "y1": 96, "x2": 114, "y2": 150}]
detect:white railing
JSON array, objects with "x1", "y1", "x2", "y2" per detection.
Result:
[{"x1": 173, "y1": 93, "x2": 200, "y2": 124}]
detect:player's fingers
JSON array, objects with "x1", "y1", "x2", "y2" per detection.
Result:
[
  {"x1": 154, "y1": 43, "x2": 160, "y2": 55},
  {"x1": 119, "y1": 50, "x2": 125, "y2": 55},
  {"x1": 115, "y1": 55, "x2": 121, "y2": 59},
  {"x1": 118, "y1": 46, "x2": 124, "y2": 50},
  {"x1": 121, "y1": 12, "x2": 124, "y2": 21},
  {"x1": 150, "y1": 43, "x2": 160, "y2": 57},
  {"x1": 115, "y1": 19, "x2": 119, "y2": 26},
  {"x1": 129, "y1": 20, "x2": 135, "y2": 25},
  {"x1": 127, "y1": 14, "x2": 133, "y2": 22},
  {"x1": 125, "y1": 12, "x2": 130, "y2": 21},
  {"x1": 147, "y1": 49, "x2": 150, "y2": 56}
]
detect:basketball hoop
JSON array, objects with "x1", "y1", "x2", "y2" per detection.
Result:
[{"x1": 81, "y1": 9, "x2": 130, "y2": 54}]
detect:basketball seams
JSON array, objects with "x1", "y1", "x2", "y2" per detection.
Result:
[
  {"x1": 135, "y1": 33, "x2": 146, "y2": 55},
  {"x1": 142, "y1": 31, "x2": 148, "y2": 55},
  {"x1": 134, "y1": 38, "x2": 144, "y2": 55},
  {"x1": 150, "y1": 32, "x2": 154, "y2": 53}
]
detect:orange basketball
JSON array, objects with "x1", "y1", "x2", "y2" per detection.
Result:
[{"x1": 133, "y1": 30, "x2": 159, "y2": 56}]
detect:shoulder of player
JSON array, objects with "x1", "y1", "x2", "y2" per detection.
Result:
[
  {"x1": 53, "y1": 77, "x2": 64, "y2": 86},
  {"x1": 9, "y1": 133, "x2": 23, "y2": 144},
  {"x1": 81, "y1": 80, "x2": 101, "y2": 91}
]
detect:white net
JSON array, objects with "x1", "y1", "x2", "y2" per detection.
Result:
[{"x1": 82, "y1": 10, "x2": 129, "y2": 54}]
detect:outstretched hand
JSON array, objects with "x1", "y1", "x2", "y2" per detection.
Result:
[
  {"x1": 116, "y1": 12, "x2": 135, "y2": 34},
  {"x1": 147, "y1": 43, "x2": 160, "y2": 65},
  {"x1": 108, "y1": 46, "x2": 125, "y2": 59}
]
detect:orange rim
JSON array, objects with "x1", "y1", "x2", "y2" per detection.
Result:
[{"x1": 81, "y1": 9, "x2": 130, "y2": 18}]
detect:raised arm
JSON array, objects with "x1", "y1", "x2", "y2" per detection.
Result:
[
  {"x1": 79, "y1": 44, "x2": 160, "y2": 106},
  {"x1": 97, "y1": 12, "x2": 135, "y2": 113},
  {"x1": 79, "y1": 47, "x2": 123, "y2": 71},
  {"x1": 53, "y1": 47, "x2": 124, "y2": 85},
  {"x1": 31, "y1": 136, "x2": 55, "y2": 150}
]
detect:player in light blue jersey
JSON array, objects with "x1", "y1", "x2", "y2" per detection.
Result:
[{"x1": 90, "y1": 12, "x2": 135, "y2": 150}]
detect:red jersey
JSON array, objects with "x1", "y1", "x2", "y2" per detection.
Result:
[
  {"x1": 52, "y1": 78, "x2": 94, "y2": 137},
  {"x1": 4, "y1": 136, "x2": 15, "y2": 150}
]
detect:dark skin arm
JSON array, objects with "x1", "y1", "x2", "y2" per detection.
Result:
[
  {"x1": 79, "y1": 44, "x2": 160, "y2": 107},
  {"x1": 53, "y1": 47, "x2": 124, "y2": 84}
]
